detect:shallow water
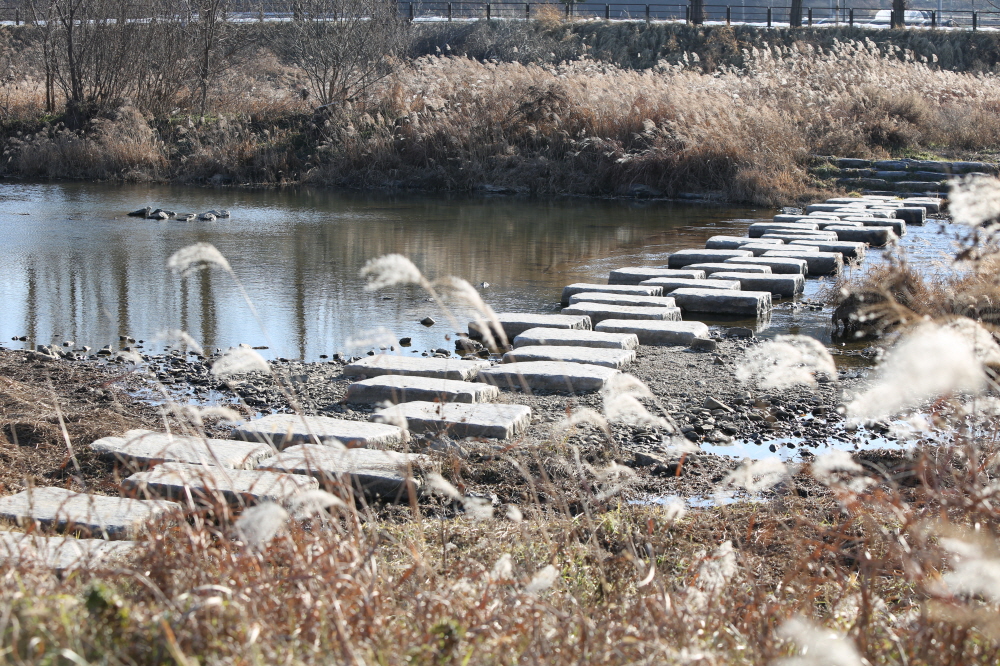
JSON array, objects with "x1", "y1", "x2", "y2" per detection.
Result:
[{"x1": 0, "y1": 183, "x2": 957, "y2": 363}]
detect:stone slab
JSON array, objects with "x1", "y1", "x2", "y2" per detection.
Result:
[
  {"x1": 469, "y1": 313, "x2": 592, "y2": 340},
  {"x1": 841, "y1": 217, "x2": 906, "y2": 236},
  {"x1": 723, "y1": 256, "x2": 808, "y2": 275},
  {"x1": 594, "y1": 320, "x2": 710, "y2": 346},
  {"x1": 743, "y1": 242, "x2": 814, "y2": 256},
  {"x1": 0, "y1": 532, "x2": 136, "y2": 571},
  {"x1": 893, "y1": 207, "x2": 926, "y2": 225},
  {"x1": 814, "y1": 220, "x2": 864, "y2": 229},
  {"x1": 788, "y1": 240, "x2": 867, "y2": 261},
  {"x1": 374, "y1": 401, "x2": 533, "y2": 439},
  {"x1": 478, "y1": 361, "x2": 619, "y2": 393},
  {"x1": 638, "y1": 277, "x2": 742, "y2": 292},
  {"x1": 824, "y1": 197, "x2": 876, "y2": 205},
  {"x1": 710, "y1": 272, "x2": 805, "y2": 297},
  {"x1": 686, "y1": 262, "x2": 773, "y2": 274},
  {"x1": 343, "y1": 354, "x2": 489, "y2": 381},
  {"x1": 123, "y1": 462, "x2": 319, "y2": 505},
  {"x1": 502, "y1": 345, "x2": 636, "y2": 369},
  {"x1": 607, "y1": 267, "x2": 705, "y2": 284},
  {"x1": 704, "y1": 236, "x2": 782, "y2": 250},
  {"x1": 806, "y1": 203, "x2": 856, "y2": 213},
  {"x1": 345, "y1": 375, "x2": 500, "y2": 404},
  {"x1": 761, "y1": 250, "x2": 844, "y2": 275},
  {"x1": 748, "y1": 223, "x2": 820, "y2": 238},
  {"x1": 824, "y1": 226, "x2": 897, "y2": 246},
  {"x1": 772, "y1": 214, "x2": 824, "y2": 224},
  {"x1": 232, "y1": 414, "x2": 409, "y2": 449},
  {"x1": 512, "y1": 327, "x2": 639, "y2": 350},
  {"x1": 256, "y1": 446, "x2": 428, "y2": 499},
  {"x1": 0, "y1": 487, "x2": 180, "y2": 540},
  {"x1": 902, "y1": 197, "x2": 942, "y2": 213},
  {"x1": 567, "y1": 292, "x2": 677, "y2": 308},
  {"x1": 561, "y1": 302, "x2": 682, "y2": 324},
  {"x1": 669, "y1": 288, "x2": 772, "y2": 317},
  {"x1": 761, "y1": 231, "x2": 838, "y2": 241},
  {"x1": 91, "y1": 430, "x2": 273, "y2": 470},
  {"x1": 560, "y1": 283, "x2": 662, "y2": 305},
  {"x1": 667, "y1": 249, "x2": 753, "y2": 268}
]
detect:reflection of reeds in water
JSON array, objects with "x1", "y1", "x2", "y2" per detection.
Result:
[{"x1": 8, "y1": 236, "x2": 1000, "y2": 665}]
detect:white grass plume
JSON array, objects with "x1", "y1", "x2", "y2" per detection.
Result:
[
  {"x1": 601, "y1": 374, "x2": 667, "y2": 428},
  {"x1": 211, "y1": 348, "x2": 271, "y2": 376},
  {"x1": 491, "y1": 553, "x2": 514, "y2": 581},
  {"x1": 154, "y1": 329, "x2": 204, "y2": 355},
  {"x1": 811, "y1": 451, "x2": 873, "y2": 494},
  {"x1": 846, "y1": 322, "x2": 986, "y2": 421},
  {"x1": 426, "y1": 473, "x2": 493, "y2": 520},
  {"x1": 551, "y1": 407, "x2": 610, "y2": 438},
  {"x1": 167, "y1": 404, "x2": 242, "y2": 428},
  {"x1": 950, "y1": 174, "x2": 1000, "y2": 228},
  {"x1": 116, "y1": 350, "x2": 145, "y2": 365},
  {"x1": 360, "y1": 254, "x2": 425, "y2": 291},
  {"x1": 736, "y1": 335, "x2": 836, "y2": 389},
  {"x1": 344, "y1": 327, "x2": 399, "y2": 351},
  {"x1": 168, "y1": 242, "x2": 232, "y2": 277},
  {"x1": 661, "y1": 499, "x2": 687, "y2": 524},
  {"x1": 525, "y1": 564, "x2": 559, "y2": 595},
  {"x1": 505, "y1": 505, "x2": 523, "y2": 522},
  {"x1": 235, "y1": 502, "x2": 289, "y2": 549},
  {"x1": 434, "y1": 276, "x2": 508, "y2": 348},
  {"x1": 290, "y1": 489, "x2": 347, "y2": 518},
  {"x1": 940, "y1": 537, "x2": 1000, "y2": 604},
  {"x1": 776, "y1": 617, "x2": 864, "y2": 666},
  {"x1": 723, "y1": 458, "x2": 788, "y2": 493}
]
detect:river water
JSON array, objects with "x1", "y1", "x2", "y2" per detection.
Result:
[{"x1": 0, "y1": 182, "x2": 959, "y2": 361}]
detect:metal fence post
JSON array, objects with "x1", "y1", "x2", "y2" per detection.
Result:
[
  {"x1": 565, "y1": 2, "x2": 570, "y2": 17},
  {"x1": 766, "y1": 6, "x2": 771, "y2": 25},
  {"x1": 605, "y1": 3, "x2": 610, "y2": 18},
  {"x1": 448, "y1": 2, "x2": 453, "y2": 20},
  {"x1": 645, "y1": 4, "x2": 650, "y2": 22},
  {"x1": 486, "y1": 2, "x2": 491, "y2": 19},
  {"x1": 14, "y1": 9, "x2": 18, "y2": 24},
  {"x1": 931, "y1": 10, "x2": 935, "y2": 27},
  {"x1": 726, "y1": 5, "x2": 731, "y2": 23},
  {"x1": 685, "y1": 5, "x2": 689, "y2": 22},
  {"x1": 408, "y1": 2, "x2": 414, "y2": 20},
  {"x1": 526, "y1": 2, "x2": 530, "y2": 18},
  {"x1": 973, "y1": 10, "x2": 978, "y2": 30},
  {"x1": 807, "y1": 7, "x2": 812, "y2": 25},
  {"x1": 849, "y1": 8, "x2": 853, "y2": 25}
]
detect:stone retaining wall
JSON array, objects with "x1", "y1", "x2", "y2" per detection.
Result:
[{"x1": 810, "y1": 156, "x2": 998, "y2": 195}]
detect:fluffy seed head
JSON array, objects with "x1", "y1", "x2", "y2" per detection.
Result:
[
  {"x1": 168, "y1": 242, "x2": 232, "y2": 277},
  {"x1": 211, "y1": 348, "x2": 271, "y2": 376},
  {"x1": 360, "y1": 254, "x2": 424, "y2": 291},
  {"x1": 736, "y1": 335, "x2": 836, "y2": 389}
]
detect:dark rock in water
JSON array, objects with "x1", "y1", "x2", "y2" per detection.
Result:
[
  {"x1": 399, "y1": 337, "x2": 412, "y2": 347},
  {"x1": 127, "y1": 206, "x2": 152, "y2": 218},
  {"x1": 727, "y1": 327, "x2": 754, "y2": 338},
  {"x1": 690, "y1": 338, "x2": 717, "y2": 352},
  {"x1": 420, "y1": 317, "x2": 435, "y2": 327},
  {"x1": 177, "y1": 213, "x2": 196, "y2": 222},
  {"x1": 455, "y1": 337, "x2": 484, "y2": 353}
]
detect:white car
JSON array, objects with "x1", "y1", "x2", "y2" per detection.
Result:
[{"x1": 868, "y1": 9, "x2": 935, "y2": 26}]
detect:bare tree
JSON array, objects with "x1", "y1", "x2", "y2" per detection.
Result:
[
  {"x1": 790, "y1": 0, "x2": 803, "y2": 27},
  {"x1": 690, "y1": 0, "x2": 704, "y2": 24},
  {"x1": 892, "y1": 0, "x2": 906, "y2": 27},
  {"x1": 278, "y1": 0, "x2": 406, "y2": 107}
]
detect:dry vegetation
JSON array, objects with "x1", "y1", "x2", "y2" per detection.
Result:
[{"x1": 2, "y1": 21, "x2": 1000, "y2": 202}]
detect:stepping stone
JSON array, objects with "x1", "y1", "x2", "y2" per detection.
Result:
[
  {"x1": 561, "y1": 302, "x2": 682, "y2": 325},
  {"x1": 686, "y1": 262, "x2": 772, "y2": 275},
  {"x1": 824, "y1": 226, "x2": 897, "y2": 246},
  {"x1": 0, "y1": 532, "x2": 136, "y2": 571},
  {"x1": 741, "y1": 242, "x2": 811, "y2": 257},
  {"x1": 704, "y1": 236, "x2": 782, "y2": 250},
  {"x1": 772, "y1": 214, "x2": 821, "y2": 224},
  {"x1": 638, "y1": 277, "x2": 741, "y2": 292},
  {"x1": 760, "y1": 232, "x2": 838, "y2": 243},
  {"x1": 710, "y1": 272, "x2": 805, "y2": 297},
  {"x1": 825, "y1": 197, "x2": 875, "y2": 205},
  {"x1": 478, "y1": 361, "x2": 618, "y2": 393},
  {"x1": 761, "y1": 250, "x2": 844, "y2": 275},
  {"x1": 345, "y1": 375, "x2": 500, "y2": 404},
  {"x1": 902, "y1": 197, "x2": 941, "y2": 213},
  {"x1": 469, "y1": 312, "x2": 592, "y2": 338},
  {"x1": 806, "y1": 203, "x2": 855, "y2": 213},
  {"x1": 788, "y1": 239, "x2": 867, "y2": 261},
  {"x1": 257, "y1": 446, "x2": 428, "y2": 499},
  {"x1": 0, "y1": 487, "x2": 180, "y2": 540},
  {"x1": 503, "y1": 345, "x2": 636, "y2": 369},
  {"x1": 91, "y1": 430, "x2": 273, "y2": 470},
  {"x1": 123, "y1": 462, "x2": 318, "y2": 505},
  {"x1": 855, "y1": 218, "x2": 907, "y2": 236},
  {"x1": 343, "y1": 354, "x2": 489, "y2": 381},
  {"x1": 595, "y1": 320, "x2": 710, "y2": 346},
  {"x1": 814, "y1": 220, "x2": 864, "y2": 229},
  {"x1": 670, "y1": 288, "x2": 773, "y2": 317},
  {"x1": 723, "y1": 256, "x2": 807, "y2": 275},
  {"x1": 374, "y1": 401, "x2": 532, "y2": 439},
  {"x1": 893, "y1": 207, "x2": 926, "y2": 225},
  {"x1": 561, "y1": 283, "x2": 662, "y2": 305},
  {"x1": 607, "y1": 267, "x2": 705, "y2": 284},
  {"x1": 232, "y1": 414, "x2": 409, "y2": 449},
  {"x1": 512, "y1": 327, "x2": 639, "y2": 350},
  {"x1": 567, "y1": 292, "x2": 677, "y2": 308},
  {"x1": 667, "y1": 249, "x2": 752, "y2": 268},
  {"x1": 748, "y1": 222, "x2": 819, "y2": 237}
]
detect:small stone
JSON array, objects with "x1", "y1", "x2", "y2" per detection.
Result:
[
  {"x1": 421, "y1": 317, "x2": 436, "y2": 327},
  {"x1": 704, "y1": 397, "x2": 733, "y2": 412},
  {"x1": 399, "y1": 337, "x2": 412, "y2": 346},
  {"x1": 690, "y1": 338, "x2": 718, "y2": 352},
  {"x1": 727, "y1": 327, "x2": 755, "y2": 338}
]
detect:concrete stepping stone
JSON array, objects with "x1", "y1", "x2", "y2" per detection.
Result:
[
  {"x1": 0, "y1": 531, "x2": 136, "y2": 571},
  {"x1": 561, "y1": 283, "x2": 662, "y2": 305},
  {"x1": 902, "y1": 197, "x2": 941, "y2": 213},
  {"x1": 806, "y1": 203, "x2": 857, "y2": 213},
  {"x1": 638, "y1": 277, "x2": 742, "y2": 292},
  {"x1": 705, "y1": 235, "x2": 782, "y2": 250},
  {"x1": 814, "y1": 220, "x2": 864, "y2": 229},
  {"x1": 256, "y1": 446, "x2": 428, "y2": 499},
  {"x1": 232, "y1": 414, "x2": 409, "y2": 449},
  {"x1": 741, "y1": 242, "x2": 812, "y2": 257},
  {"x1": 123, "y1": 462, "x2": 319, "y2": 505},
  {"x1": 0, "y1": 487, "x2": 180, "y2": 540},
  {"x1": 91, "y1": 430, "x2": 273, "y2": 470},
  {"x1": 686, "y1": 262, "x2": 773, "y2": 275},
  {"x1": 893, "y1": 207, "x2": 926, "y2": 225},
  {"x1": 825, "y1": 197, "x2": 877, "y2": 205},
  {"x1": 760, "y1": 232, "x2": 838, "y2": 243},
  {"x1": 607, "y1": 267, "x2": 705, "y2": 284},
  {"x1": 469, "y1": 312, "x2": 592, "y2": 338},
  {"x1": 374, "y1": 401, "x2": 532, "y2": 439},
  {"x1": 561, "y1": 302, "x2": 682, "y2": 324},
  {"x1": 748, "y1": 222, "x2": 819, "y2": 237},
  {"x1": 343, "y1": 354, "x2": 489, "y2": 381},
  {"x1": 345, "y1": 375, "x2": 500, "y2": 404},
  {"x1": 667, "y1": 249, "x2": 752, "y2": 268},
  {"x1": 512, "y1": 327, "x2": 639, "y2": 350},
  {"x1": 824, "y1": 226, "x2": 897, "y2": 246},
  {"x1": 594, "y1": 320, "x2": 710, "y2": 346},
  {"x1": 670, "y1": 288, "x2": 772, "y2": 317},
  {"x1": 567, "y1": 292, "x2": 677, "y2": 308},
  {"x1": 788, "y1": 239, "x2": 867, "y2": 261},
  {"x1": 761, "y1": 250, "x2": 844, "y2": 275},
  {"x1": 723, "y1": 256, "x2": 807, "y2": 275},
  {"x1": 856, "y1": 218, "x2": 907, "y2": 236},
  {"x1": 772, "y1": 214, "x2": 823, "y2": 224},
  {"x1": 710, "y1": 272, "x2": 805, "y2": 297},
  {"x1": 478, "y1": 361, "x2": 618, "y2": 393},
  {"x1": 503, "y1": 345, "x2": 636, "y2": 369}
]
